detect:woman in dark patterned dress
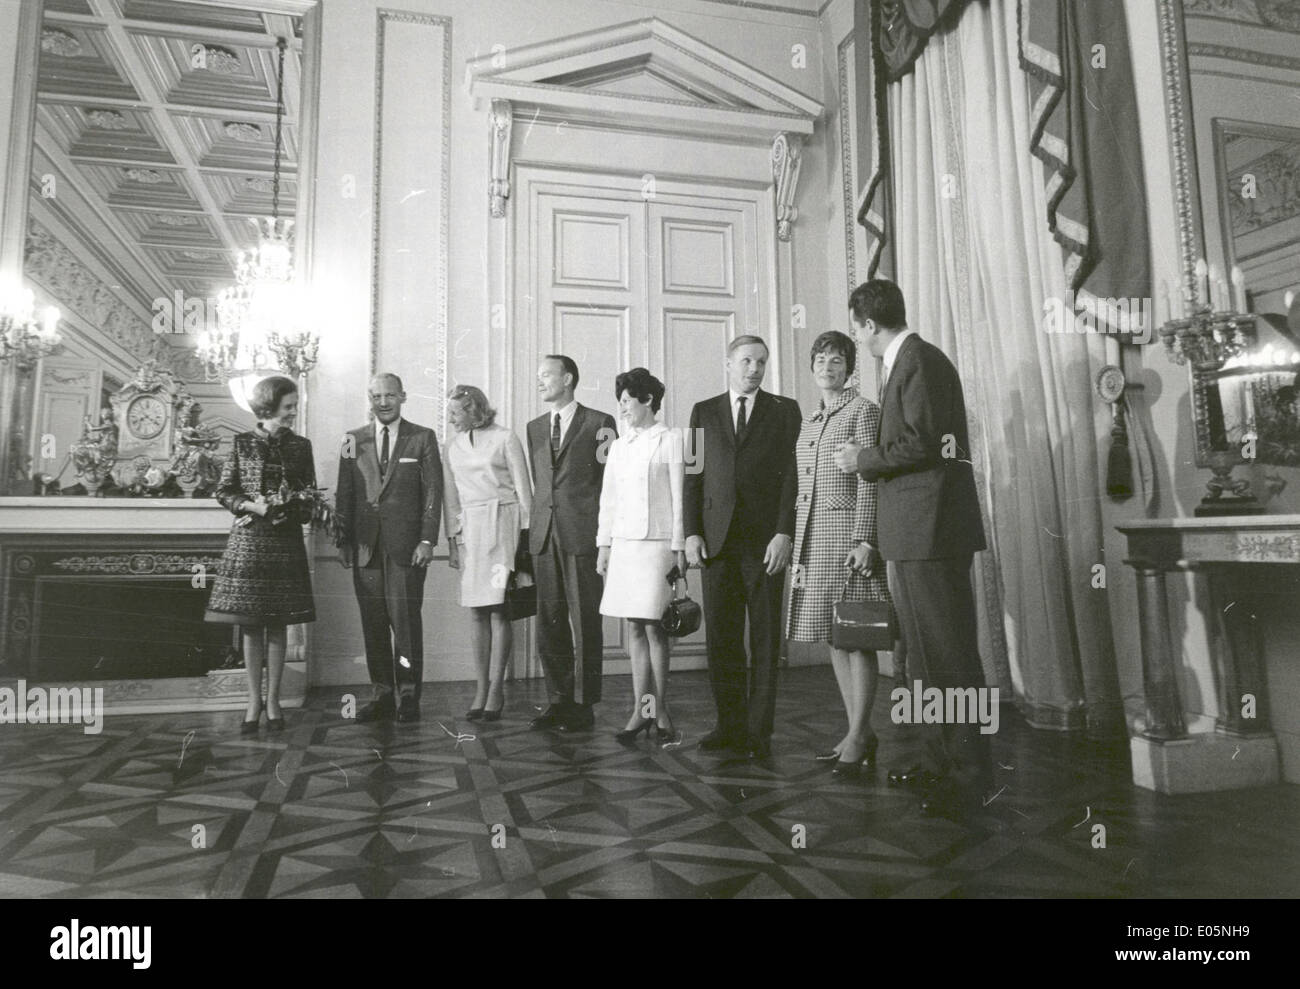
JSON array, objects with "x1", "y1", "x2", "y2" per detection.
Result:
[
  {"x1": 786, "y1": 331, "x2": 892, "y2": 778},
  {"x1": 205, "y1": 375, "x2": 316, "y2": 734}
]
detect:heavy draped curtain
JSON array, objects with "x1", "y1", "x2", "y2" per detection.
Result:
[{"x1": 864, "y1": 0, "x2": 1139, "y2": 732}]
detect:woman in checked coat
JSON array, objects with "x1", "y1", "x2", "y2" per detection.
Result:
[{"x1": 786, "y1": 331, "x2": 892, "y2": 778}]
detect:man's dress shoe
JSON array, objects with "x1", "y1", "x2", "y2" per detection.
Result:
[
  {"x1": 888, "y1": 765, "x2": 942, "y2": 788},
  {"x1": 396, "y1": 695, "x2": 420, "y2": 723},
  {"x1": 699, "y1": 729, "x2": 743, "y2": 752},
  {"x1": 557, "y1": 706, "x2": 595, "y2": 732},
  {"x1": 355, "y1": 699, "x2": 394, "y2": 723},
  {"x1": 530, "y1": 706, "x2": 564, "y2": 730}
]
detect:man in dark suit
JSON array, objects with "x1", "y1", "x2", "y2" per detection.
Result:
[
  {"x1": 684, "y1": 335, "x2": 801, "y2": 759},
  {"x1": 834, "y1": 279, "x2": 992, "y2": 820},
  {"x1": 526, "y1": 355, "x2": 618, "y2": 733},
  {"x1": 336, "y1": 373, "x2": 444, "y2": 723}
]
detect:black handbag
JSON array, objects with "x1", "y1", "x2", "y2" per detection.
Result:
[
  {"x1": 505, "y1": 569, "x2": 537, "y2": 621},
  {"x1": 660, "y1": 565, "x2": 702, "y2": 638},
  {"x1": 831, "y1": 567, "x2": 896, "y2": 652},
  {"x1": 514, "y1": 527, "x2": 533, "y2": 578}
]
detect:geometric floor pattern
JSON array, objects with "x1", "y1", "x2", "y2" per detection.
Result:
[{"x1": 1, "y1": 667, "x2": 1296, "y2": 898}]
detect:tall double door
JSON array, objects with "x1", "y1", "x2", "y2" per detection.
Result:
[{"x1": 516, "y1": 172, "x2": 773, "y2": 663}]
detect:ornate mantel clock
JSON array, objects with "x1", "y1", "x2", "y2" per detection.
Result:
[{"x1": 110, "y1": 360, "x2": 185, "y2": 463}]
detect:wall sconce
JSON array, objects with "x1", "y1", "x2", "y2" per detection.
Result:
[{"x1": 0, "y1": 280, "x2": 61, "y2": 369}]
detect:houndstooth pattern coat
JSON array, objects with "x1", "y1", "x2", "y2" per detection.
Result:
[{"x1": 785, "y1": 387, "x2": 892, "y2": 643}]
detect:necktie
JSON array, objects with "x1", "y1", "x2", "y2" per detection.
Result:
[
  {"x1": 550, "y1": 412, "x2": 561, "y2": 460},
  {"x1": 380, "y1": 425, "x2": 390, "y2": 474},
  {"x1": 736, "y1": 395, "x2": 747, "y2": 438},
  {"x1": 878, "y1": 363, "x2": 888, "y2": 405}
]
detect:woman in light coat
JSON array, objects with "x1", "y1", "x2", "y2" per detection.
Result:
[{"x1": 443, "y1": 385, "x2": 532, "y2": 721}]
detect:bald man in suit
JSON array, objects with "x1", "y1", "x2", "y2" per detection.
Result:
[{"x1": 336, "y1": 373, "x2": 444, "y2": 724}]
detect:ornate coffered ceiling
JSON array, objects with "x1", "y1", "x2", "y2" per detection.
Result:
[{"x1": 30, "y1": 0, "x2": 303, "y2": 312}]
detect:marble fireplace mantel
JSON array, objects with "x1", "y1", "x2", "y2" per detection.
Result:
[
  {"x1": 0, "y1": 497, "x2": 231, "y2": 534},
  {"x1": 1117, "y1": 514, "x2": 1300, "y2": 794},
  {"x1": 0, "y1": 498, "x2": 306, "y2": 716}
]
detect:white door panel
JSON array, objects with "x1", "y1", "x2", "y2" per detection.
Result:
[{"x1": 519, "y1": 176, "x2": 768, "y2": 663}]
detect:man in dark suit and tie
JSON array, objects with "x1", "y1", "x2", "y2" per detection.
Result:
[
  {"x1": 834, "y1": 279, "x2": 992, "y2": 820},
  {"x1": 336, "y1": 373, "x2": 444, "y2": 723},
  {"x1": 526, "y1": 355, "x2": 618, "y2": 733},
  {"x1": 684, "y1": 335, "x2": 801, "y2": 759}
]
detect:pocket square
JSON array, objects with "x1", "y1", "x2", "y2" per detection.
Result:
[{"x1": 398, "y1": 457, "x2": 418, "y2": 463}]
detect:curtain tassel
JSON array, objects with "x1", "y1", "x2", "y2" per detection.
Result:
[{"x1": 1106, "y1": 398, "x2": 1133, "y2": 500}]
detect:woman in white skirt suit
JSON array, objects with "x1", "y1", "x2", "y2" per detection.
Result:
[
  {"x1": 442, "y1": 385, "x2": 532, "y2": 721},
  {"x1": 596, "y1": 368, "x2": 688, "y2": 746}
]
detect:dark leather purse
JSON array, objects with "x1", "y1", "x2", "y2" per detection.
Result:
[
  {"x1": 505, "y1": 569, "x2": 537, "y2": 621},
  {"x1": 831, "y1": 567, "x2": 896, "y2": 652},
  {"x1": 660, "y1": 565, "x2": 702, "y2": 638},
  {"x1": 514, "y1": 527, "x2": 533, "y2": 578}
]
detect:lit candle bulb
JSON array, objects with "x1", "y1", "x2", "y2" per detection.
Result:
[
  {"x1": 1230, "y1": 267, "x2": 1247, "y2": 313},
  {"x1": 40, "y1": 306, "x2": 58, "y2": 340},
  {"x1": 1286, "y1": 290, "x2": 1296, "y2": 311},
  {"x1": 1195, "y1": 258, "x2": 1209, "y2": 308},
  {"x1": 1207, "y1": 264, "x2": 1223, "y2": 310}
]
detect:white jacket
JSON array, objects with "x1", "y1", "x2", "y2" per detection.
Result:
[{"x1": 596, "y1": 421, "x2": 685, "y2": 550}]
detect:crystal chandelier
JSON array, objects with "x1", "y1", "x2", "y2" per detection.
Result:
[
  {"x1": 198, "y1": 37, "x2": 317, "y2": 402},
  {"x1": 0, "y1": 279, "x2": 61, "y2": 369}
]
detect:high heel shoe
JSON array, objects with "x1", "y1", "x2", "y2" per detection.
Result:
[
  {"x1": 832, "y1": 735, "x2": 878, "y2": 778},
  {"x1": 264, "y1": 703, "x2": 285, "y2": 732},
  {"x1": 655, "y1": 725, "x2": 683, "y2": 747},
  {"x1": 861, "y1": 734, "x2": 879, "y2": 768},
  {"x1": 815, "y1": 748, "x2": 841, "y2": 763},
  {"x1": 482, "y1": 684, "x2": 505, "y2": 722},
  {"x1": 240, "y1": 712, "x2": 261, "y2": 736},
  {"x1": 614, "y1": 719, "x2": 654, "y2": 745},
  {"x1": 466, "y1": 707, "x2": 485, "y2": 722}
]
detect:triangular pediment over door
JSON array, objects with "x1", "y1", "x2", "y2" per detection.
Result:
[{"x1": 466, "y1": 17, "x2": 821, "y2": 141}]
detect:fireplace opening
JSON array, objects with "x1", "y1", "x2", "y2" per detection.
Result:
[{"x1": 34, "y1": 576, "x2": 234, "y2": 680}]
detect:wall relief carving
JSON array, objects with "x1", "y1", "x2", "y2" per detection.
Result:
[{"x1": 23, "y1": 219, "x2": 204, "y2": 381}]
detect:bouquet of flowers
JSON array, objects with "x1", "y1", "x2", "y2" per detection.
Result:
[{"x1": 236, "y1": 479, "x2": 342, "y2": 540}]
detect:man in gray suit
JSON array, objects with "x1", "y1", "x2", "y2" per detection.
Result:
[
  {"x1": 834, "y1": 279, "x2": 991, "y2": 820},
  {"x1": 526, "y1": 355, "x2": 618, "y2": 733},
  {"x1": 336, "y1": 373, "x2": 444, "y2": 723}
]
